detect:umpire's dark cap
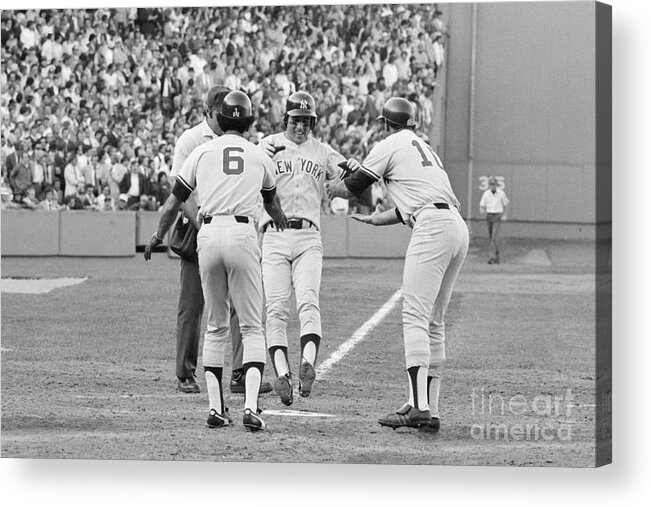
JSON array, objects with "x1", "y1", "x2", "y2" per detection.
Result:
[{"x1": 205, "y1": 86, "x2": 232, "y2": 110}]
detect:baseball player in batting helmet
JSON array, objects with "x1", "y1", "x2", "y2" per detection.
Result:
[
  {"x1": 258, "y1": 91, "x2": 347, "y2": 406},
  {"x1": 164, "y1": 85, "x2": 232, "y2": 395},
  {"x1": 155, "y1": 85, "x2": 272, "y2": 398},
  {"x1": 326, "y1": 96, "x2": 469, "y2": 434},
  {"x1": 146, "y1": 90, "x2": 288, "y2": 431},
  {"x1": 376, "y1": 96, "x2": 418, "y2": 129},
  {"x1": 284, "y1": 91, "x2": 318, "y2": 130}
]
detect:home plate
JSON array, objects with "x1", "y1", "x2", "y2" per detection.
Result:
[
  {"x1": 263, "y1": 409, "x2": 335, "y2": 418},
  {"x1": 1, "y1": 277, "x2": 88, "y2": 294}
]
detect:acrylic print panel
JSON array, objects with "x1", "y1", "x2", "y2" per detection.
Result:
[{"x1": 0, "y1": 1, "x2": 610, "y2": 467}]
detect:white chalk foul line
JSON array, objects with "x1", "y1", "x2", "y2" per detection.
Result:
[
  {"x1": 316, "y1": 289, "x2": 402, "y2": 380},
  {"x1": 262, "y1": 409, "x2": 335, "y2": 418}
]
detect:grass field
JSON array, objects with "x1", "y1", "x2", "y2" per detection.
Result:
[{"x1": 1, "y1": 237, "x2": 600, "y2": 466}]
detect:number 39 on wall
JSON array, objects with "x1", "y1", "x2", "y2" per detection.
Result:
[{"x1": 478, "y1": 176, "x2": 505, "y2": 191}]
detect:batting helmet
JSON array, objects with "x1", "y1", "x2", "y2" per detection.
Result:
[
  {"x1": 217, "y1": 91, "x2": 254, "y2": 132},
  {"x1": 377, "y1": 97, "x2": 417, "y2": 129},
  {"x1": 219, "y1": 90, "x2": 253, "y2": 120},
  {"x1": 286, "y1": 91, "x2": 317, "y2": 118},
  {"x1": 285, "y1": 91, "x2": 317, "y2": 129}
]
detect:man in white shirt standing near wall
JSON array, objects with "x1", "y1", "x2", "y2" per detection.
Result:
[{"x1": 479, "y1": 176, "x2": 510, "y2": 264}]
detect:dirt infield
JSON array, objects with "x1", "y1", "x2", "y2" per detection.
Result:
[{"x1": 1, "y1": 238, "x2": 601, "y2": 466}]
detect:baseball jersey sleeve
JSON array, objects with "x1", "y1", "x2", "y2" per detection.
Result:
[
  {"x1": 261, "y1": 154, "x2": 277, "y2": 192},
  {"x1": 360, "y1": 139, "x2": 392, "y2": 181},
  {"x1": 170, "y1": 131, "x2": 195, "y2": 181},
  {"x1": 501, "y1": 190, "x2": 510, "y2": 207},
  {"x1": 325, "y1": 144, "x2": 347, "y2": 180},
  {"x1": 173, "y1": 146, "x2": 201, "y2": 201}
]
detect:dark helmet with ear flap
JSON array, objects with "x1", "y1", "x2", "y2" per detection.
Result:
[
  {"x1": 377, "y1": 97, "x2": 417, "y2": 128},
  {"x1": 219, "y1": 90, "x2": 253, "y2": 120},
  {"x1": 285, "y1": 91, "x2": 317, "y2": 129},
  {"x1": 286, "y1": 91, "x2": 317, "y2": 118},
  {"x1": 217, "y1": 91, "x2": 254, "y2": 132}
]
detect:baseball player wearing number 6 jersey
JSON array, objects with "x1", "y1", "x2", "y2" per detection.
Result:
[
  {"x1": 145, "y1": 91, "x2": 287, "y2": 431},
  {"x1": 168, "y1": 86, "x2": 273, "y2": 396},
  {"x1": 259, "y1": 91, "x2": 346, "y2": 406},
  {"x1": 327, "y1": 97, "x2": 469, "y2": 434}
]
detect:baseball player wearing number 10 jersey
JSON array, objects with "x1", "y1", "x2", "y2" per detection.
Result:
[
  {"x1": 259, "y1": 91, "x2": 346, "y2": 406},
  {"x1": 327, "y1": 97, "x2": 469, "y2": 434}
]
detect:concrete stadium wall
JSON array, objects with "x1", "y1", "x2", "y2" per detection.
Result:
[
  {"x1": 467, "y1": 219, "x2": 600, "y2": 241},
  {"x1": 444, "y1": 2, "x2": 609, "y2": 233},
  {"x1": 2, "y1": 210, "x2": 141, "y2": 257},
  {"x1": 346, "y1": 219, "x2": 412, "y2": 258},
  {"x1": 3, "y1": 210, "x2": 605, "y2": 258},
  {"x1": 59, "y1": 211, "x2": 136, "y2": 257},
  {"x1": 1, "y1": 210, "x2": 60, "y2": 256},
  {"x1": 0, "y1": 212, "x2": 414, "y2": 258},
  {"x1": 320, "y1": 215, "x2": 348, "y2": 258},
  {"x1": 137, "y1": 211, "x2": 169, "y2": 248},
  {"x1": 1, "y1": 210, "x2": 611, "y2": 259}
]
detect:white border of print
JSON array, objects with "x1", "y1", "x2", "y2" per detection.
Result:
[{"x1": 2, "y1": 0, "x2": 647, "y2": 506}]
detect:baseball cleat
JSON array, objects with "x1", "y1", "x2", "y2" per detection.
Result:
[
  {"x1": 274, "y1": 373, "x2": 293, "y2": 406},
  {"x1": 378, "y1": 404, "x2": 432, "y2": 429},
  {"x1": 207, "y1": 408, "x2": 232, "y2": 428},
  {"x1": 243, "y1": 408, "x2": 266, "y2": 432},
  {"x1": 230, "y1": 372, "x2": 273, "y2": 395},
  {"x1": 298, "y1": 361, "x2": 316, "y2": 398},
  {"x1": 418, "y1": 417, "x2": 441, "y2": 435},
  {"x1": 177, "y1": 377, "x2": 200, "y2": 394}
]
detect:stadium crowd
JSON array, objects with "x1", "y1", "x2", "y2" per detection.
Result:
[{"x1": 1, "y1": 5, "x2": 447, "y2": 213}]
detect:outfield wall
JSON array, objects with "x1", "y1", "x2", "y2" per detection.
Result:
[
  {"x1": 1, "y1": 210, "x2": 599, "y2": 258},
  {"x1": 443, "y1": 2, "x2": 610, "y2": 233},
  {"x1": 1, "y1": 210, "x2": 151, "y2": 257}
]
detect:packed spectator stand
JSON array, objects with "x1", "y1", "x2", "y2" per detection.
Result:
[{"x1": 1, "y1": 5, "x2": 447, "y2": 215}]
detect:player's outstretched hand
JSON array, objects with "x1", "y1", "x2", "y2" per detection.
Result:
[
  {"x1": 144, "y1": 233, "x2": 163, "y2": 261},
  {"x1": 351, "y1": 205, "x2": 383, "y2": 226},
  {"x1": 345, "y1": 158, "x2": 362, "y2": 173},
  {"x1": 337, "y1": 158, "x2": 361, "y2": 179},
  {"x1": 261, "y1": 140, "x2": 275, "y2": 158},
  {"x1": 262, "y1": 140, "x2": 286, "y2": 158}
]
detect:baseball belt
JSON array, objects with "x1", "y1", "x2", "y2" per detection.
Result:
[
  {"x1": 411, "y1": 203, "x2": 451, "y2": 223},
  {"x1": 263, "y1": 218, "x2": 316, "y2": 232},
  {"x1": 203, "y1": 215, "x2": 249, "y2": 225}
]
